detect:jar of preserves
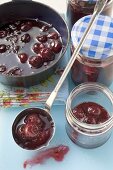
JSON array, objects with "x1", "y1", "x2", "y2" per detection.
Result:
[
  {"x1": 65, "y1": 82, "x2": 113, "y2": 148},
  {"x1": 67, "y1": 0, "x2": 113, "y2": 29},
  {"x1": 71, "y1": 15, "x2": 113, "y2": 87}
]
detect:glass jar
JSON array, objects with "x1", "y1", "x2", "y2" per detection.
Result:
[
  {"x1": 71, "y1": 15, "x2": 113, "y2": 87},
  {"x1": 67, "y1": 0, "x2": 113, "y2": 30},
  {"x1": 65, "y1": 82, "x2": 113, "y2": 148}
]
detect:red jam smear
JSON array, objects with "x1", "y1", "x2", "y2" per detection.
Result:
[
  {"x1": 72, "y1": 102, "x2": 110, "y2": 124},
  {"x1": 12, "y1": 108, "x2": 54, "y2": 150},
  {"x1": 0, "y1": 19, "x2": 63, "y2": 76},
  {"x1": 23, "y1": 145, "x2": 69, "y2": 168}
]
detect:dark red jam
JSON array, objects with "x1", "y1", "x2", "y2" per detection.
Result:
[
  {"x1": 67, "y1": 0, "x2": 110, "y2": 29},
  {"x1": 23, "y1": 145, "x2": 69, "y2": 168},
  {"x1": 72, "y1": 102, "x2": 110, "y2": 124},
  {"x1": 12, "y1": 108, "x2": 54, "y2": 150},
  {"x1": 71, "y1": 46, "x2": 113, "y2": 86},
  {"x1": 0, "y1": 19, "x2": 63, "y2": 76}
]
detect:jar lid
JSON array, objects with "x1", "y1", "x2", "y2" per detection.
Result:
[{"x1": 71, "y1": 15, "x2": 113, "y2": 59}]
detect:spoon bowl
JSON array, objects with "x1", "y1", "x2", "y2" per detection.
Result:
[{"x1": 12, "y1": 108, "x2": 55, "y2": 150}]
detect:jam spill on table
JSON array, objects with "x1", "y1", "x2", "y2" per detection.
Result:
[{"x1": 23, "y1": 145, "x2": 69, "y2": 168}]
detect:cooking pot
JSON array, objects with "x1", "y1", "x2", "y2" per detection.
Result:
[{"x1": 0, "y1": 0, "x2": 69, "y2": 87}]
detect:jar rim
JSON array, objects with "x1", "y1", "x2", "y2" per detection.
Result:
[
  {"x1": 66, "y1": 82, "x2": 113, "y2": 133},
  {"x1": 76, "y1": 52, "x2": 113, "y2": 67}
]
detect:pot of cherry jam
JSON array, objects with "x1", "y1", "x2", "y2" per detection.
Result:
[
  {"x1": 67, "y1": 0, "x2": 113, "y2": 29},
  {"x1": 12, "y1": 108, "x2": 54, "y2": 150},
  {"x1": 65, "y1": 82, "x2": 113, "y2": 148},
  {"x1": 0, "y1": 0, "x2": 69, "y2": 87},
  {"x1": 71, "y1": 15, "x2": 113, "y2": 87}
]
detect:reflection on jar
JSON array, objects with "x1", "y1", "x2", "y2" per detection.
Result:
[
  {"x1": 71, "y1": 49, "x2": 113, "y2": 87},
  {"x1": 67, "y1": 0, "x2": 113, "y2": 29}
]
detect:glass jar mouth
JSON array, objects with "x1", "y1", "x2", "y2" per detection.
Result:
[{"x1": 66, "y1": 82, "x2": 113, "y2": 133}]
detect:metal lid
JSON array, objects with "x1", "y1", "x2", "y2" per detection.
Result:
[{"x1": 71, "y1": 15, "x2": 113, "y2": 59}]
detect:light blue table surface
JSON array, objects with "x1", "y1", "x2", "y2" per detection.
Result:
[{"x1": 0, "y1": 100, "x2": 113, "y2": 170}]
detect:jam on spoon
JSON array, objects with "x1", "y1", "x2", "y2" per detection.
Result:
[{"x1": 12, "y1": 108, "x2": 54, "y2": 150}]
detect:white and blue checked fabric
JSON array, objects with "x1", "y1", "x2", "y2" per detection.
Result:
[{"x1": 71, "y1": 15, "x2": 113, "y2": 59}]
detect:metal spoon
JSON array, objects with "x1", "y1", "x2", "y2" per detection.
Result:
[{"x1": 12, "y1": 0, "x2": 108, "y2": 150}]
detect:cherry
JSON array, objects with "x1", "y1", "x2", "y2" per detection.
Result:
[
  {"x1": 0, "y1": 44, "x2": 7, "y2": 53},
  {"x1": 72, "y1": 107, "x2": 86, "y2": 122},
  {"x1": 40, "y1": 129, "x2": 51, "y2": 142},
  {"x1": 0, "y1": 19, "x2": 63, "y2": 77},
  {"x1": 40, "y1": 47, "x2": 55, "y2": 62},
  {"x1": 0, "y1": 30, "x2": 7, "y2": 38},
  {"x1": 18, "y1": 53, "x2": 28, "y2": 63},
  {"x1": 29, "y1": 55, "x2": 43, "y2": 68},
  {"x1": 32, "y1": 43, "x2": 45, "y2": 54},
  {"x1": 87, "y1": 105, "x2": 101, "y2": 116},
  {"x1": 0, "y1": 65, "x2": 7, "y2": 73},
  {"x1": 21, "y1": 33, "x2": 31, "y2": 43},
  {"x1": 24, "y1": 123, "x2": 41, "y2": 139},
  {"x1": 47, "y1": 32, "x2": 59, "y2": 40},
  {"x1": 37, "y1": 34, "x2": 47, "y2": 43},
  {"x1": 49, "y1": 40, "x2": 62, "y2": 53},
  {"x1": 24, "y1": 113, "x2": 42, "y2": 124},
  {"x1": 86, "y1": 116, "x2": 97, "y2": 124},
  {"x1": 21, "y1": 21, "x2": 32, "y2": 32},
  {"x1": 6, "y1": 67, "x2": 22, "y2": 76}
]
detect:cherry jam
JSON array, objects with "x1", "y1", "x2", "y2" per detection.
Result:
[
  {"x1": 0, "y1": 19, "x2": 63, "y2": 76},
  {"x1": 12, "y1": 108, "x2": 54, "y2": 150},
  {"x1": 67, "y1": 0, "x2": 112, "y2": 29},
  {"x1": 72, "y1": 102, "x2": 110, "y2": 124},
  {"x1": 71, "y1": 46, "x2": 113, "y2": 87}
]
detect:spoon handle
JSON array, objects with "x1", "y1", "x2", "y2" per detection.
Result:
[{"x1": 45, "y1": 0, "x2": 107, "y2": 112}]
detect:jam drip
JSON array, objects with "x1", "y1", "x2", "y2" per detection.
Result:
[{"x1": 23, "y1": 145, "x2": 69, "y2": 168}]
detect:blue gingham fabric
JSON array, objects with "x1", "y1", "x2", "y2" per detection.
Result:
[{"x1": 71, "y1": 15, "x2": 113, "y2": 59}]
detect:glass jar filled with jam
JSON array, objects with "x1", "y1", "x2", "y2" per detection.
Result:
[
  {"x1": 67, "y1": 0, "x2": 113, "y2": 29},
  {"x1": 71, "y1": 15, "x2": 113, "y2": 87},
  {"x1": 65, "y1": 82, "x2": 113, "y2": 148}
]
